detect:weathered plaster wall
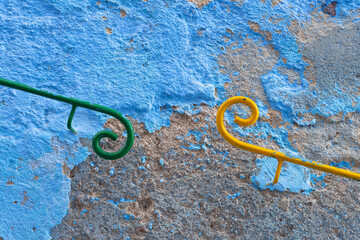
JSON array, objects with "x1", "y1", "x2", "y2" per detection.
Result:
[{"x1": 1, "y1": 0, "x2": 360, "y2": 239}]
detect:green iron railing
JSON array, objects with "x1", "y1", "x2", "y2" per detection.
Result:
[{"x1": 0, "y1": 77, "x2": 134, "y2": 160}]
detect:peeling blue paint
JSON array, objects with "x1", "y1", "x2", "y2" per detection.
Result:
[
  {"x1": 227, "y1": 189, "x2": 242, "y2": 199},
  {"x1": 330, "y1": 161, "x2": 353, "y2": 169},
  {"x1": 261, "y1": 70, "x2": 309, "y2": 122},
  {"x1": 80, "y1": 209, "x2": 88, "y2": 216},
  {"x1": 251, "y1": 155, "x2": 312, "y2": 193},
  {"x1": 1, "y1": 0, "x2": 360, "y2": 237},
  {"x1": 123, "y1": 213, "x2": 135, "y2": 221},
  {"x1": 107, "y1": 198, "x2": 135, "y2": 208}
]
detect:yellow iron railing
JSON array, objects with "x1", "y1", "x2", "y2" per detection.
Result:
[{"x1": 216, "y1": 96, "x2": 360, "y2": 184}]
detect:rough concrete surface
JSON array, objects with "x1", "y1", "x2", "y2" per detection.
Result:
[
  {"x1": 51, "y1": 110, "x2": 360, "y2": 239},
  {"x1": 1, "y1": 0, "x2": 360, "y2": 239}
]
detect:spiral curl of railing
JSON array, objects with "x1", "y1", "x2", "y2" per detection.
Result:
[
  {"x1": 216, "y1": 96, "x2": 360, "y2": 184},
  {"x1": 0, "y1": 77, "x2": 134, "y2": 160}
]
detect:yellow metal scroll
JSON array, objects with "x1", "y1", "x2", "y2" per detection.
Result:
[{"x1": 216, "y1": 96, "x2": 360, "y2": 184}]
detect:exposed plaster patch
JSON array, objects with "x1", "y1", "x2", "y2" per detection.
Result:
[
  {"x1": 278, "y1": 197, "x2": 289, "y2": 211},
  {"x1": 20, "y1": 191, "x2": 29, "y2": 206},
  {"x1": 217, "y1": 37, "x2": 278, "y2": 109},
  {"x1": 277, "y1": 66, "x2": 300, "y2": 84},
  {"x1": 288, "y1": 16, "x2": 338, "y2": 45},
  {"x1": 268, "y1": 17, "x2": 284, "y2": 24},
  {"x1": 105, "y1": 27, "x2": 113, "y2": 34},
  {"x1": 323, "y1": 1, "x2": 337, "y2": 16},
  {"x1": 188, "y1": 0, "x2": 213, "y2": 9},
  {"x1": 53, "y1": 108, "x2": 360, "y2": 238},
  {"x1": 288, "y1": 113, "x2": 360, "y2": 169},
  {"x1": 302, "y1": 22, "x2": 360, "y2": 97},
  {"x1": 62, "y1": 162, "x2": 72, "y2": 178},
  {"x1": 302, "y1": 57, "x2": 316, "y2": 87},
  {"x1": 120, "y1": 9, "x2": 127, "y2": 18},
  {"x1": 271, "y1": 0, "x2": 283, "y2": 7},
  {"x1": 248, "y1": 21, "x2": 272, "y2": 41},
  {"x1": 6, "y1": 180, "x2": 14, "y2": 186}
]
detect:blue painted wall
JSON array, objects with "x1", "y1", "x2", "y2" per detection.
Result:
[{"x1": 1, "y1": 0, "x2": 359, "y2": 238}]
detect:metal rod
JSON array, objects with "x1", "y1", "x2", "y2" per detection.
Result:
[
  {"x1": 0, "y1": 77, "x2": 134, "y2": 160},
  {"x1": 273, "y1": 159, "x2": 283, "y2": 184},
  {"x1": 216, "y1": 96, "x2": 360, "y2": 183},
  {"x1": 67, "y1": 105, "x2": 78, "y2": 134}
]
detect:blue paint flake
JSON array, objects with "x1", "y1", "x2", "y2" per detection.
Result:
[
  {"x1": 107, "y1": 198, "x2": 135, "y2": 208},
  {"x1": 123, "y1": 213, "x2": 135, "y2": 221},
  {"x1": 227, "y1": 189, "x2": 242, "y2": 199},
  {"x1": 80, "y1": 209, "x2": 87, "y2": 216},
  {"x1": 330, "y1": 161, "x2": 352, "y2": 169}
]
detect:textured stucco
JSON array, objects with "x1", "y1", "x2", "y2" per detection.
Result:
[{"x1": 1, "y1": 0, "x2": 360, "y2": 239}]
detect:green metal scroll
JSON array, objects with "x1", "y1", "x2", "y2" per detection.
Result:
[{"x1": 0, "y1": 77, "x2": 134, "y2": 160}]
